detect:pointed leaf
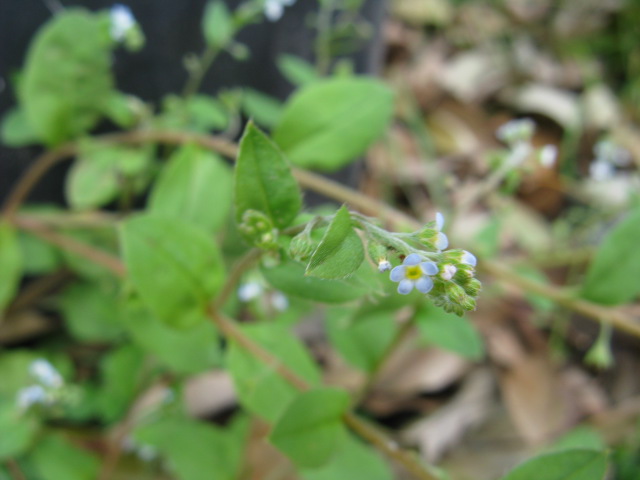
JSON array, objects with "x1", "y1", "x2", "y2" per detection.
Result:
[
  {"x1": 307, "y1": 206, "x2": 364, "y2": 279},
  {"x1": 501, "y1": 449, "x2": 608, "y2": 480}
]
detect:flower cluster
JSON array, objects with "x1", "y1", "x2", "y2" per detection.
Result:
[
  {"x1": 495, "y1": 118, "x2": 557, "y2": 170},
  {"x1": 16, "y1": 359, "x2": 65, "y2": 411},
  {"x1": 382, "y1": 213, "x2": 481, "y2": 316}
]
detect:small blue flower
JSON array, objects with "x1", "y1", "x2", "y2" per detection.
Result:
[
  {"x1": 390, "y1": 253, "x2": 438, "y2": 295},
  {"x1": 461, "y1": 250, "x2": 477, "y2": 266},
  {"x1": 30, "y1": 359, "x2": 63, "y2": 388},
  {"x1": 434, "y1": 212, "x2": 449, "y2": 251}
]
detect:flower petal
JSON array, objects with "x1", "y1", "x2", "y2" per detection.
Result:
[
  {"x1": 435, "y1": 232, "x2": 449, "y2": 250},
  {"x1": 420, "y1": 261, "x2": 438, "y2": 275},
  {"x1": 415, "y1": 276, "x2": 434, "y2": 294},
  {"x1": 404, "y1": 253, "x2": 422, "y2": 266},
  {"x1": 397, "y1": 279, "x2": 414, "y2": 295},
  {"x1": 435, "y1": 212, "x2": 445, "y2": 231},
  {"x1": 389, "y1": 265, "x2": 406, "y2": 282},
  {"x1": 461, "y1": 250, "x2": 477, "y2": 266}
]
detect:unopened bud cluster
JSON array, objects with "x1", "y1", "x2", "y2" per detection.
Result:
[{"x1": 239, "y1": 210, "x2": 279, "y2": 249}]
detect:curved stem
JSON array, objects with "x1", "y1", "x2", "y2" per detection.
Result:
[{"x1": 182, "y1": 45, "x2": 221, "y2": 98}]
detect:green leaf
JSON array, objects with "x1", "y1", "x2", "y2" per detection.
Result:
[
  {"x1": 119, "y1": 215, "x2": 225, "y2": 328},
  {"x1": 270, "y1": 388, "x2": 350, "y2": 469},
  {"x1": 277, "y1": 54, "x2": 319, "y2": 87},
  {"x1": 20, "y1": 9, "x2": 114, "y2": 145},
  {"x1": 302, "y1": 434, "x2": 392, "y2": 480},
  {"x1": 325, "y1": 308, "x2": 396, "y2": 372},
  {"x1": 202, "y1": 1, "x2": 234, "y2": 48},
  {"x1": 18, "y1": 231, "x2": 61, "y2": 275},
  {"x1": 96, "y1": 345, "x2": 144, "y2": 422},
  {"x1": 0, "y1": 221, "x2": 22, "y2": 312},
  {"x1": 234, "y1": 122, "x2": 302, "y2": 230},
  {"x1": 242, "y1": 89, "x2": 283, "y2": 128},
  {"x1": 59, "y1": 282, "x2": 124, "y2": 342},
  {"x1": 0, "y1": 351, "x2": 40, "y2": 398},
  {"x1": 122, "y1": 301, "x2": 221, "y2": 375},
  {"x1": 307, "y1": 206, "x2": 364, "y2": 279},
  {"x1": 157, "y1": 94, "x2": 228, "y2": 132},
  {"x1": 262, "y1": 260, "x2": 367, "y2": 304},
  {"x1": 29, "y1": 434, "x2": 100, "y2": 480},
  {"x1": 273, "y1": 77, "x2": 394, "y2": 171},
  {"x1": 149, "y1": 144, "x2": 232, "y2": 233},
  {"x1": 501, "y1": 449, "x2": 608, "y2": 480},
  {"x1": 133, "y1": 414, "x2": 249, "y2": 480},
  {"x1": 0, "y1": 108, "x2": 39, "y2": 147},
  {"x1": 226, "y1": 323, "x2": 321, "y2": 422},
  {"x1": 548, "y1": 427, "x2": 606, "y2": 453},
  {"x1": 416, "y1": 305, "x2": 484, "y2": 360},
  {"x1": 582, "y1": 208, "x2": 640, "y2": 305},
  {"x1": 0, "y1": 400, "x2": 39, "y2": 460}
]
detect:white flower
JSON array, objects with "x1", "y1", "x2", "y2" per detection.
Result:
[
  {"x1": 434, "y1": 212, "x2": 449, "y2": 251},
  {"x1": 110, "y1": 4, "x2": 136, "y2": 42},
  {"x1": 16, "y1": 385, "x2": 48, "y2": 410},
  {"x1": 589, "y1": 159, "x2": 614, "y2": 182},
  {"x1": 496, "y1": 118, "x2": 535, "y2": 145},
  {"x1": 377, "y1": 259, "x2": 392, "y2": 272},
  {"x1": 30, "y1": 359, "x2": 63, "y2": 388},
  {"x1": 264, "y1": 0, "x2": 296, "y2": 21},
  {"x1": 237, "y1": 282, "x2": 263, "y2": 302},
  {"x1": 440, "y1": 264, "x2": 457, "y2": 281},
  {"x1": 461, "y1": 250, "x2": 477, "y2": 267},
  {"x1": 390, "y1": 253, "x2": 438, "y2": 295},
  {"x1": 594, "y1": 139, "x2": 631, "y2": 167},
  {"x1": 271, "y1": 292, "x2": 289, "y2": 312},
  {"x1": 538, "y1": 144, "x2": 557, "y2": 168}
]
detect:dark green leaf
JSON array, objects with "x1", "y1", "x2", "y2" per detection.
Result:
[
  {"x1": 149, "y1": 144, "x2": 232, "y2": 233},
  {"x1": 270, "y1": 388, "x2": 350, "y2": 468},
  {"x1": 226, "y1": 324, "x2": 321, "y2": 422},
  {"x1": 133, "y1": 414, "x2": 249, "y2": 480},
  {"x1": 325, "y1": 308, "x2": 396, "y2": 372},
  {"x1": 501, "y1": 449, "x2": 608, "y2": 480},
  {"x1": 202, "y1": 1, "x2": 234, "y2": 48},
  {"x1": 582, "y1": 208, "x2": 640, "y2": 305},
  {"x1": 0, "y1": 221, "x2": 22, "y2": 312},
  {"x1": 20, "y1": 10, "x2": 114, "y2": 145},
  {"x1": 0, "y1": 108, "x2": 39, "y2": 147},
  {"x1": 302, "y1": 434, "x2": 392, "y2": 480},
  {"x1": 242, "y1": 89, "x2": 283, "y2": 128},
  {"x1": 307, "y1": 206, "x2": 364, "y2": 279},
  {"x1": 416, "y1": 305, "x2": 484, "y2": 360},
  {"x1": 273, "y1": 77, "x2": 394, "y2": 171},
  {"x1": 123, "y1": 301, "x2": 221, "y2": 375},
  {"x1": 0, "y1": 400, "x2": 39, "y2": 460},
  {"x1": 29, "y1": 434, "x2": 100, "y2": 480},
  {"x1": 262, "y1": 260, "x2": 367, "y2": 304},
  {"x1": 59, "y1": 282, "x2": 123, "y2": 342},
  {"x1": 234, "y1": 122, "x2": 301, "y2": 230},
  {"x1": 119, "y1": 215, "x2": 225, "y2": 328},
  {"x1": 277, "y1": 54, "x2": 319, "y2": 87}
]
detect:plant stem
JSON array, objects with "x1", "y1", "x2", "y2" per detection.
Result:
[
  {"x1": 182, "y1": 44, "x2": 221, "y2": 98},
  {"x1": 213, "y1": 248, "x2": 263, "y2": 310}
]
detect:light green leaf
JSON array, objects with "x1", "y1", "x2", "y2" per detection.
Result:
[
  {"x1": 307, "y1": 206, "x2": 364, "y2": 279},
  {"x1": 0, "y1": 351, "x2": 40, "y2": 398},
  {"x1": 133, "y1": 414, "x2": 249, "y2": 480},
  {"x1": 18, "y1": 231, "x2": 61, "y2": 275},
  {"x1": 101, "y1": 91, "x2": 137, "y2": 128},
  {"x1": 302, "y1": 434, "x2": 392, "y2": 480},
  {"x1": 0, "y1": 221, "x2": 22, "y2": 312},
  {"x1": 242, "y1": 89, "x2": 283, "y2": 128},
  {"x1": 226, "y1": 324, "x2": 321, "y2": 422},
  {"x1": 416, "y1": 305, "x2": 484, "y2": 360},
  {"x1": 326, "y1": 308, "x2": 396, "y2": 372},
  {"x1": 202, "y1": 1, "x2": 234, "y2": 48},
  {"x1": 0, "y1": 108, "x2": 39, "y2": 147},
  {"x1": 234, "y1": 121, "x2": 301, "y2": 231},
  {"x1": 0, "y1": 400, "x2": 39, "y2": 460},
  {"x1": 185, "y1": 95, "x2": 228, "y2": 131},
  {"x1": 119, "y1": 215, "x2": 225, "y2": 328},
  {"x1": 273, "y1": 77, "x2": 394, "y2": 171},
  {"x1": 96, "y1": 345, "x2": 144, "y2": 422},
  {"x1": 29, "y1": 434, "x2": 100, "y2": 480},
  {"x1": 123, "y1": 301, "x2": 221, "y2": 375},
  {"x1": 59, "y1": 282, "x2": 123, "y2": 342},
  {"x1": 501, "y1": 449, "x2": 608, "y2": 480},
  {"x1": 277, "y1": 54, "x2": 319, "y2": 87},
  {"x1": 262, "y1": 260, "x2": 367, "y2": 304},
  {"x1": 547, "y1": 427, "x2": 605, "y2": 453},
  {"x1": 149, "y1": 144, "x2": 232, "y2": 233},
  {"x1": 582, "y1": 208, "x2": 640, "y2": 305},
  {"x1": 270, "y1": 388, "x2": 350, "y2": 469},
  {"x1": 20, "y1": 9, "x2": 114, "y2": 145}
]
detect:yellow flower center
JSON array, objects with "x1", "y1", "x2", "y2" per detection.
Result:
[{"x1": 405, "y1": 265, "x2": 422, "y2": 280}]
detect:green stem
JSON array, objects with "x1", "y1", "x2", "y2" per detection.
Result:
[{"x1": 182, "y1": 44, "x2": 221, "y2": 98}]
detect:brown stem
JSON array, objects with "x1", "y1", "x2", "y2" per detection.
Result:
[
  {"x1": 5, "y1": 269, "x2": 74, "y2": 315},
  {"x1": 4, "y1": 459, "x2": 27, "y2": 480},
  {"x1": 213, "y1": 248, "x2": 263, "y2": 310}
]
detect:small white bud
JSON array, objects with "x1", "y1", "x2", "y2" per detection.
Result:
[
  {"x1": 440, "y1": 264, "x2": 457, "y2": 281},
  {"x1": 377, "y1": 260, "x2": 392, "y2": 272},
  {"x1": 30, "y1": 359, "x2": 63, "y2": 388},
  {"x1": 538, "y1": 145, "x2": 557, "y2": 168}
]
